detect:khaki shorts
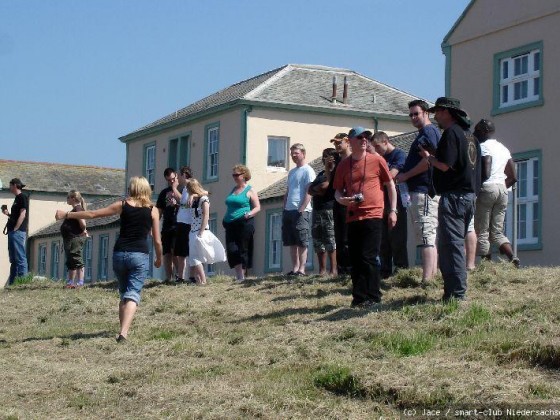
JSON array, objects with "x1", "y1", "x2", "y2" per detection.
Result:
[{"x1": 409, "y1": 192, "x2": 439, "y2": 247}]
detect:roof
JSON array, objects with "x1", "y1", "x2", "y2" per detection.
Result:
[
  {"x1": 0, "y1": 160, "x2": 125, "y2": 196},
  {"x1": 258, "y1": 131, "x2": 421, "y2": 202},
  {"x1": 30, "y1": 196, "x2": 123, "y2": 239},
  {"x1": 120, "y1": 64, "x2": 426, "y2": 141}
]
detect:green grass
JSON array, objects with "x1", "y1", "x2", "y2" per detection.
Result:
[{"x1": 0, "y1": 264, "x2": 560, "y2": 417}]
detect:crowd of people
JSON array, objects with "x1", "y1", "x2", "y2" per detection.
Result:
[{"x1": 2, "y1": 95, "x2": 520, "y2": 338}]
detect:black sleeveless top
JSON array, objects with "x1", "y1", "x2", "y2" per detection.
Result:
[{"x1": 113, "y1": 201, "x2": 153, "y2": 254}]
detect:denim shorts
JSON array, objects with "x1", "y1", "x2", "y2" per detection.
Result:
[{"x1": 112, "y1": 251, "x2": 149, "y2": 304}]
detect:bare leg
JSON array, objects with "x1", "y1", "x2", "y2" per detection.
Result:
[
  {"x1": 234, "y1": 263, "x2": 245, "y2": 281},
  {"x1": 176, "y1": 256, "x2": 186, "y2": 281},
  {"x1": 163, "y1": 254, "x2": 174, "y2": 281},
  {"x1": 118, "y1": 299, "x2": 138, "y2": 339},
  {"x1": 328, "y1": 250, "x2": 338, "y2": 276},
  {"x1": 290, "y1": 246, "x2": 300, "y2": 273},
  {"x1": 465, "y1": 231, "x2": 476, "y2": 270},
  {"x1": 421, "y1": 246, "x2": 438, "y2": 281},
  {"x1": 317, "y1": 251, "x2": 327, "y2": 275},
  {"x1": 193, "y1": 264, "x2": 206, "y2": 285},
  {"x1": 77, "y1": 267, "x2": 85, "y2": 286},
  {"x1": 297, "y1": 245, "x2": 308, "y2": 274}
]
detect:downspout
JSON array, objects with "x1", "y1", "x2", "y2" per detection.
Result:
[
  {"x1": 442, "y1": 43, "x2": 452, "y2": 97},
  {"x1": 240, "y1": 106, "x2": 253, "y2": 165}
]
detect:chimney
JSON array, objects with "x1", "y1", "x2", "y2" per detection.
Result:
[
  {"x1": 343, "y1": 76, "x2": 348, "y2": 104},
  {"x1": 331, "y1": 76, "x2": 337, "y2": 103}
]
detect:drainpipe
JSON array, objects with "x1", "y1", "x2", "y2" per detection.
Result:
[
  {"x1": 240, "y1": 106, "x2": 253, "y2": 165},
  {"x1": 373, "y1": 117, "x2": 379, "y2": 133},
  {"x1": 512, "y1": 184, "x2": 518, "y2": 256}
]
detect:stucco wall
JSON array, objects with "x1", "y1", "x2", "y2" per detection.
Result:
[{"x1": 447, "y1": 4, "x2": 560, "y2": 265}]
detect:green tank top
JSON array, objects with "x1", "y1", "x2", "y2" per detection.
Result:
[{"x1": 223, "y1": 185, "x2": 251, "y2": 223}]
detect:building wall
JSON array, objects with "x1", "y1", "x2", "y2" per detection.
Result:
[
  {"x1": 124, "y1": 106, "x2": 412, "y2": 277},
  {"x1": 446, "y1": 2, "x2": 560, "y2": 265},
  {"x1": 30, "y1": 226, "x2": 120, "y2": 283}
]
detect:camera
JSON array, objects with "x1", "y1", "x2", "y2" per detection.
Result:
[
  {"x1": 1, "y1": 205, "x2": 7, "y2": 212},
  {"x1": 352, "y1": 193, "x2": 364, "y2": 203}
]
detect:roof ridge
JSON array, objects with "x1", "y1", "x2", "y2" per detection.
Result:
[
  {"x1": 0, "y1": 159, "x2": 125, "y2": 171},
  {"x1": 353, "y1": 72, "x2": 430, "y2": 103},
  {"x1": 243, "y1": 65, "x2": 291, "y2": 100}
]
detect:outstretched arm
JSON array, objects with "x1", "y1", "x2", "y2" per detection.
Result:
[{"x1": 56, "y1": 201, "x2": 122, "y2": 221}]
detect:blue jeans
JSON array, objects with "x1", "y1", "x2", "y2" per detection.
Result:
[
  {"x1": 438, "y1": 192, "x2": 475, "y2": 300},
  {"x1": 112, "y1": 251, "x2": 149, "y2": 304},
  {"x1": 8, "y1": 230, "x2": 28, "y2": 285}
]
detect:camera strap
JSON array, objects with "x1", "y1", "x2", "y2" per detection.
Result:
[{"x1": 350, "y1": 155, "x2": 367, "y2": 196}]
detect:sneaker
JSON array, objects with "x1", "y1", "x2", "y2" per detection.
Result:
[
  {"x1": 63, "y1": 283, "x2": 75, "y2": 289},
  {"x1": 116, "y1": 334, "x2": 127, "y2": 343},
  {"x1": 285, "y1": 271, "x2": 297, "y2": 277},
  {"x1": 511, "y1": 257, "x2": 520, "y2": 268}
]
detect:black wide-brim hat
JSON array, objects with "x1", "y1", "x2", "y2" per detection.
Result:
[{"x1": 428, "y1": 97, "x2": 468, "y2": 117}]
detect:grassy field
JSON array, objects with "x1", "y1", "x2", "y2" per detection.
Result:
[{"x1": 1, "y1": 262, "x2": 559, "y2": 419}]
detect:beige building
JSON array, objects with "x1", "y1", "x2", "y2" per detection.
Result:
[
  {"x1": 120, "y1": 64, "x2": 427, "y2": 276},
  {"x1": 0, "y1": 160, "x2": 125, "y2": 287},
  {"x1": 443, "y1": 0, "x2": 559, "y2": 265}
]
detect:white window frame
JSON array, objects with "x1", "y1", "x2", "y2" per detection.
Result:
[
  {"x1": 493, "y1": 42, "x2": 543, "y2": 116},
  {"x1": 84, "y1": 237, "x2": 93, "y2": 281},
  {"x1": 205, "y1": 125, "x2": 219, "y2": 180},
  {"x1": 505, "y1": 154, "x2": 540, "y2": 249},
  {"x1": 38, "y1": 243, "x2": 47, "y2": 275},
  {"x1": 267, "y1": 211, "x2": 282, "y2": 270},
  {"x1": 51, "y1": 242, "x2": 60, "y2": 279},
  {"x1": 145, "y1": 144, "x2": 156, "y2": 190},
  {"x1": 99, "y1": 235, "x2": 109, "y2": 280},
  {"x1": 206, "y1": 214, "x2": 218, "y2": 275},
  {"x1": 267, "y1": 136, "x2": 289, "y2": 171}
]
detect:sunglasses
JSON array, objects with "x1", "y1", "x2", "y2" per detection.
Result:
[
  {"x1": 409, "y1": 111, "x2": 421, "y2": 117},
  {"x1": 232, "y1": 173, "x2": 243, "y2": 177},
  {"x1": 353, "y1": 135, "x2": 367, "y2": 141}
]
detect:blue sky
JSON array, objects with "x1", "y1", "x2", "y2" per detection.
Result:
[{"x1": 0, "y1": 0, "x2": 470, "y2": 169}]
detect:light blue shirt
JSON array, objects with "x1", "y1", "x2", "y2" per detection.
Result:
[{"x1": 285, "y1": 164, "x2": 316, "y2": 212}]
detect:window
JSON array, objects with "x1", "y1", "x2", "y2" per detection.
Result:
[
  {"x1": 99, "y1": 235, "x2": 109, "y2": 280},
  {"x1": 168, "y1": 134, "x2": 190, "y2": 170},
  {"x1": 84, "y1": 237, "x2": 93, "y2": 281},
  {"x1": 206, "y1": 213, "x2": 218, "y2": 275},
  {"x1": 504, "y1": 151, "x2": 541, "y2": 250},
  {"x1": 265, "y1": 210, "x2": 283, "y2": 271},
  {"x1": 144, "y1": 143, "x2": 156, "y2": 190},
  {"x1": 267, "y1": 136, "x2": 289, "y2": 170},
  {"x1": 493, "y1": 42, "x2": 543, "y2": 115},
  {"x1": 204, "y1": 123, "x2": 220, "y2": 181},
  {"x1": 51, "y1": 241, "x2": 60, "y2": 279},
  {"x1": 38, "y1": 243, "x2": 47, "y2": 275}
]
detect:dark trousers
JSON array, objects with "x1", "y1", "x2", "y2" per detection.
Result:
[
  {"x1": 223, "y1": 218, "x2": 255, "y2": 269},
  {"x1": 438, "y1": 192, "x2": 475, "y2": 299},
  {"x1": 333, "y1": 201, "x2": 351, "y2": 272},
  {"x1": 347, "y1": 218, "x2": 383, "y2": 304},
  {"x1": 380, "y1": 208, "x2": 409, "y2": 278}
]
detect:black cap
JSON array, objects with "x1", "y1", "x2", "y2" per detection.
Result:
[{"x1": 9, "y1": 178, "x2": 26, "y2": 189}]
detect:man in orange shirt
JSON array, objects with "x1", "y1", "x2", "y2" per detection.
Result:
[{"x1": 334, "y1": 127, "x2": 397, "y2": 308}]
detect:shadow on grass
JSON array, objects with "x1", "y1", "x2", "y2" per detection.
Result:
[
  {"x1": 21, "y1": 330, "x2": 113, "y2": 343},
  {"x1": 232, "y1": 304, "x2": 339, "y2": 323}
]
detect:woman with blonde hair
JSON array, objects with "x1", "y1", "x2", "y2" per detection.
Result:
[
  {"x1": 56, "y1": 176, "x2": 162, "y2": 342},
  {"x1": 223, "y1": 164, "x2": 260, "y2": 281},
  {"x1": 60, "y1": 190, "x2": 87, "y2": 288},
  {"x1": 186, "y1": 178, "x2": 226, "y2": 285}
]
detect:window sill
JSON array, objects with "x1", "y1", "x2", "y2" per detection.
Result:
[
  {"x1": 492, "y1": 98, "x2": 544, "y2": 116},
  {"x1": 267, "y1": 167, "x2": 288, "y2": 173}
]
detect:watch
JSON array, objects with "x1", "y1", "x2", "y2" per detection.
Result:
[{"x1": 389, "y1": 208, "x2": 398, "y2": 215}]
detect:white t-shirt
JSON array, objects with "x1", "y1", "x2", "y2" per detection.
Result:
[
  {"x1": 285, "y1": 164, "x2": 316, "y2": 212},
  {"x1": 481, "y1": 139, "x2": 512, "y2": 185},
  {"x1": 176, "y1": 186, "x2": 193, "y2": 224}
]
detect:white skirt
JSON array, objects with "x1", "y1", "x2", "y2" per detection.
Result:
[{"x1": 189, "y1": 230, "x2": 227, "y2": 267}]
